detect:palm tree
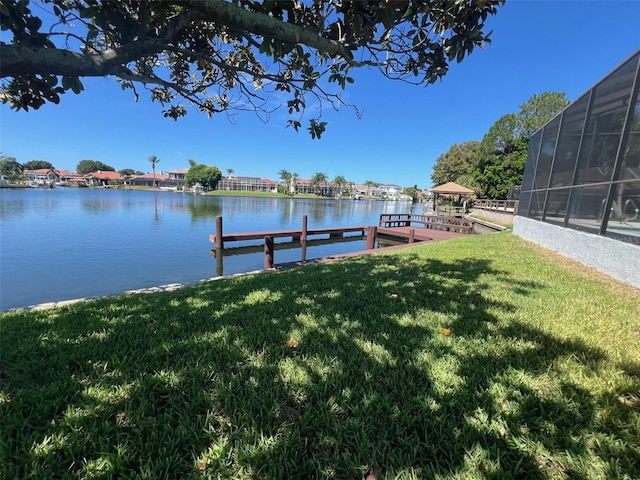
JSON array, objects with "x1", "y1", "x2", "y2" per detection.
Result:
[
  {"x1": 291, "y1": 172, "x2": 299, "y2": 195},
  {"x1": 226, "y1": 168, "x2": 234, "y2": 178},
  {"x1": 310, "y1": 172, "x2": 328, "y2": 195},
  {"x1": 148, "y1": 155, "x2": 160, "y2": 187},
  {"x1": 278, "y1": 168, "x2": 292, "y2": 194},
  {"x1": 332, "y1": 175, "x2": 347, "y2": 197}
]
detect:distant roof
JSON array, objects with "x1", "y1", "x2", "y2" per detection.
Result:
[
  {"x1": 430, "y1": 182, "x2": 475, "y2": 195},
  {"x1": 85, "y1": 171, "x2": 122, "y2": 180},
  {"x1": 24, "y1": 168, "x2": 54, "y2": 174},
  {"x1": 57, "y1": 169, "x2": 82, "y2": 177},
  {"x1": 129, "y1": 173, "x2": 169, "y2": 180}
]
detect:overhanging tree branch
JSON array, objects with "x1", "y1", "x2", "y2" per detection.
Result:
[
  {"x1": 185, "y1": 0, "x2": 352, "y2": 60},
  {"x1": 0, "y1": 0, "x2": 504, "y2": 137}
]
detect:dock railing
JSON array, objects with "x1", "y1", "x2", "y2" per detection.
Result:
[
  {"x1": 473, "y1": 199, "x2": 519, "y2": 214},
  {"x1": 379, "y1": 214, "x2": 475, "y2": 234}
]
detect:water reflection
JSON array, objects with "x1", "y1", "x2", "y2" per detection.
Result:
[
  {"x1": 188, "y1": 195, "x2": 222, "y2": 222},
  {"x1": 0, "y1": 197, "x2": 26, "y2": 219}
]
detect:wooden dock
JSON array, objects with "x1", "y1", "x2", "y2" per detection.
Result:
[
  {"x1": 209, "y1": 225, "x2": 367, "y2": 244},
  {"x1": 378, "y1": 213, "x2": 475, "y2": 234},
  {"x1": 209, "y1": 214, "x2": 473, "y2": 272}
]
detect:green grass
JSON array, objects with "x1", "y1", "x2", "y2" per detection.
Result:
[{"x1": 1, "y1": 233, "x2": 638, "y2": 479}]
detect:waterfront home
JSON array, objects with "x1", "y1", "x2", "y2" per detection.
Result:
[
  {"x1": 23, "y1": 168, "x2": 60, "y2": 187},
  {"x1": 168, "y1": 168, "x2": 189, "y2": 182},
  {"x1": 84, "y1": 170, "x2": 123, "y2": 187},
  {"x1": 218, "y1": 175, "x2": 278, "y2": 192},
  {"x1": 56, "y1": 170, "x2": 85, "y2": 186},
  {"x1": 293, "y1": 178, "x2": 335, "y2": 196},
  {"x1": 379, "y1": 184, "x2": 403, "y2": 200},
  {"x1": 125, "y1": 172, "x2": 174, "y2": 188}
]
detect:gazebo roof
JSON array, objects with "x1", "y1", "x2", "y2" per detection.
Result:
[{"x1": 430, "y1": 182, "x2": 475, "y2": 195}]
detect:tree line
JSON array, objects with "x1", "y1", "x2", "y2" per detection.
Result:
[
  {"x1": 275, "y1": 169, "x2": 419, "y2": 199},
  {"x1": 0, "y1": 155, "x2": 224, "y2": 190},
  {"x1": 431, "y1": 92, "x2": 570, "y2": 199},
  {"x1": 2, "y1": 155, "x2": 418, "y2": 198}
]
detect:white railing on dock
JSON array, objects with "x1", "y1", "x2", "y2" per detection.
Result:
[
  {"x1": 473, "y1": 199, "x2": 519, "y2": 214},
  {"x1": 378, "y1": 214, "x2": 475, "y2": 234}
]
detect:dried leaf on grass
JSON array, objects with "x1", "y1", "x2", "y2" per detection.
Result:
[
  {"x1": 115, "y1": 412, "x2": 126, "y2": 425},
  {"x1": 286, "y1": 339, "x2": 299, "y2": 347},
  {"x1": 439, "y1": 327, "x2": 452, "y2": 336}
]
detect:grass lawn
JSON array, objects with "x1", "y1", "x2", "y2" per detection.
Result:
[{"x1": 1, "y1": 233, "x2": 638, "y2": 479}]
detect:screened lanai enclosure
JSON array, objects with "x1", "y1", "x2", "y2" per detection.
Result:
[{"x1": 518, "y1": 50, "x2": 640, "y2": 245}]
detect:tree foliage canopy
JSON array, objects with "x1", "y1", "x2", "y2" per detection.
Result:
[
  {"x1": 185, "y1": 163, "x2": 222, "y2": 189},
  {"x1": 76, "y1": 159, "x2": 115, "y2": 174},
  {"x1": 0, "y1": 154, "x2": 23, "y2": 181},
  {"x1": 23, "y1": 160, "x2": 54, "y2": 170},
  {"x1": 472, "y1": 92, "x2": 569, "y2": 198},
  {"x1": 1, "y1": 0, "x2": 504, "y2": 137},
  {"x1": 430, "y1": 140, "x2": 479, "y2": 187},
  {"x1": 118, "y1": 168, "x2": 143, "y2": 176}
]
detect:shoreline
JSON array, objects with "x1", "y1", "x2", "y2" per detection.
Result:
[{"x1": 3, "y1": 241, "x2": 427, "y2": 313}]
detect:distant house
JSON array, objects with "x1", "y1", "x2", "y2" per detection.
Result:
[
  {"x1": 294, "y1": 178, "x2": 313, "y2": 194},
  {"x1": 353, "y1": 183, "x2": 381, "y2": 198},
  {"x1": 168, "y1": 168, "x2": 189, "y2": 182},
  {"x1": 23, "y1": 168, "x2": 60, "y2": 187},
  {"x1": 218, "y1": 176, "x2": 277, "y2": 192},
  {"x1": 126, "y1": 172, "x2": 173, "y2": 188},
  {"x1": 293, "y1": 178, "x2": 334, "y2": 196},
  {"x1": 379, "y1": 184, "x2": 403, "y2": 200},
  {"x1": 84, "y1": 170, "x2": 123, "y2": 187},
  {"x1": 57, "y1": 170, "x2": 85, "y2": 186}
]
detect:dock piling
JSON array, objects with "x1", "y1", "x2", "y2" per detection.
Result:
[
  {"x1": 366, "y1": 226, "x2": 377, "y2": 250},
  {"x1": 215, "y1": 216, "x2": 224, "y2": 250},
  {"x1": 302, "y1": 214, "x2": 308, "y2": 241},
  {"x1": 264, "y1": 236, "x2": 274, "y2": 269},
  {"x1": 408, "y1": 228, "x2": 415, "y2": 243}
]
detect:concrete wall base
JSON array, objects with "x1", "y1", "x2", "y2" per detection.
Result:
[
  {"x1": 470, "y1": 209, "x2": 514, "y2": 225},
  {"x1": 513, "y1": 216, "x2": 639, "y2": 289}
]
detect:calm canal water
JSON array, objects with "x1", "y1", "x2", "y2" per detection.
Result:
[{"x1": 0, "y1": 188, "x2": 415, "y2": 310}]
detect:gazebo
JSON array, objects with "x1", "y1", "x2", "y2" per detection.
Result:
[{"x1": 430, "y1": 182, "x2": 476, "y2": 214}]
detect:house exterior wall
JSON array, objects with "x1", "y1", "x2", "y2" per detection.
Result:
[
  {"x1": 513, "y1": 216, "x2": 639, "y2": 288},
  {"x1": 168, "y1": 169, "x2": 188, "y2": 181},
  {"x1": 514, "y1": 50, "x2": 640, "y2": 288}
]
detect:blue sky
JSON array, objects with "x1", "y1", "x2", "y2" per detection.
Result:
[{"x1": 1, "y1": 0, "x2": 639, "y2": 188}]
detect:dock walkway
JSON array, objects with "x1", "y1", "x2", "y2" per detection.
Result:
[{"x1": 209, "y1": 225, "x2": 366, "y2": 244}]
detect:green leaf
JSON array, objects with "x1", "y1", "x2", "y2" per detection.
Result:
[{"x1": 79, "y1": 6, "x2": 99, "y2": 19}]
